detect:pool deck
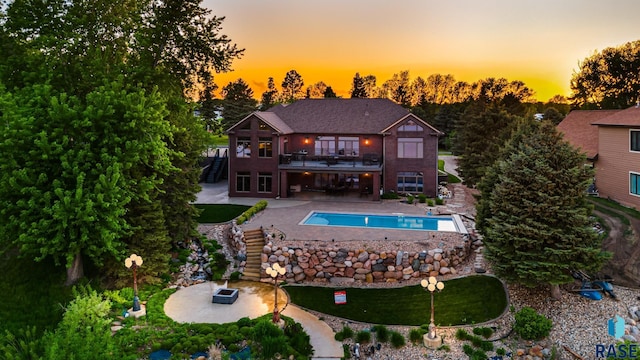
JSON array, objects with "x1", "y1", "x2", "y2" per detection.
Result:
[{"x1": 197, "y1": 181, "x2": 471, "y2": 243}]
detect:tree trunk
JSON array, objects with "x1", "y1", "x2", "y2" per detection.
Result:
[
  {"x1": 550, "y1": 283, "x2": 561, "y2": 300},
  {"x1": 65, "y1": 252, "x2": 84, "y2": 286}
]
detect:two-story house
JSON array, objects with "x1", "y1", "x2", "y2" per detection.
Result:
[
  {"x1": 591, "y1": 105, "x2": 640, "y2": 209},
  {"x1": 557, "y1": 105, "x2": 640, "y2": 209},
  {"x1": 226, "y1": 98, "x2": 443, "y2": 201}
]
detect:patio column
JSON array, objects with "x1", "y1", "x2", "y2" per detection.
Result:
[
  {"x1": 279, "y1": 170, "x2": 288, "y2": 198},
  {"x1": 372, "y1": 172, "x2": 381, "y2": 201}
]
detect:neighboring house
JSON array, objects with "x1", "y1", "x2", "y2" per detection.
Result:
[
  {"x1": 226, "y1": 98, "x2": 443, "y2": 200},
  {"x1": 557, "y1": 106, "x2": 640, "y2": 209}
]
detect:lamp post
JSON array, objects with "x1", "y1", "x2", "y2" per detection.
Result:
[
  {"x1": 421, "y1": 276, "x2": 444, "y2": 348},
  {"x1": 266, "y1": 263, "x2": 286, "y2": 323},
  {"x1": 125, "y1": 254, "x2": 144, "y2": 312}
]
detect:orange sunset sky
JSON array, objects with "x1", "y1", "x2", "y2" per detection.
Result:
[{"x1": 203, "y1": 0, "x2": 640, "y2": 102}]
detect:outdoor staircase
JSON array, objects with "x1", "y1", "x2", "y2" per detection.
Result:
[{"x1": 242, "y1": 229, "x2": 265, "y2": 281}]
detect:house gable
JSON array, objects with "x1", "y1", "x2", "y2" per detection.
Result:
[{"x1": 557, "y1": 109, "x2": 621, "y2": 160}]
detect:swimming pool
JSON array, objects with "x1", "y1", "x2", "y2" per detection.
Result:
[{"x1": 300, "y1": 211, "x2": 461, "y2": 232}]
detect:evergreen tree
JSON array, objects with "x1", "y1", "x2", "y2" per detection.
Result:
[
  {"x1": 476, "y1": 120, "x2": 610, "y2": 298},
  {"x1": 454, "y1": 103, "x2": 520, "y2": 186},
  {"x1": 260, "y1": 77, "x2": 279, "y2": 110},
  {"x1": 221, "y1": 78, "x2": 258, "y2": 129},
  {"x1": 350, "y1": 73, "x2": 367, "y2": 98},
  {"x1": 323, "y1": 86, "x2": 337, "y2": 98}
]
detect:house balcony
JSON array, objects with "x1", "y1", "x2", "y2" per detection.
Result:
[{"x1": 279, "y1": 153, "x2": 382, "y2": 172}]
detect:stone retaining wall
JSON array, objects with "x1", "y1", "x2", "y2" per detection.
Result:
[{"x1": 229, "y1": 222, "x2": 476, "y2": 284}]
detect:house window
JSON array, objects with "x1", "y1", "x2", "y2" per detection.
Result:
[
  {"x1": 236, "y1": 137, "x2": 251, "y2": 158},
  {"x1": 258, "y1": 137, "x2": 272, "y2": 158},
  {"x1": 236, "y1": 172, "x2": 251, "y2": 192},
  {"x1": 398, "y1": 138, "x2": 423, "y2": 158},
  {"x1": 338, "y1": 137, "x2": 359, "y2": 156},
  {"x1": 258, "y1": 172, "x2": 272, "y2": 193},
  {"x1": 314, "y1": 136, "x2": 335, "y2": 156},
  {"x1": 631, "y1": 172, "x2": 640, "y2": 197},
  {"x1": 397, "y1": 172, "x2": 423, "y2": 193},
  {"x1": 258, "y1": 121, "x2": 269, "y2": 130},
  {"x1": 398, "y1": 121, "x2": 423, "y2": 132},
  {"x1": 631, "y1": 130, "x2": 640, "y2": 152}
]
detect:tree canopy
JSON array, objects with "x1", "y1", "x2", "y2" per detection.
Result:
[
  {"x1": 0, "y1": 0, "x2": 242, "y2": 285},
  {"x1": 476, "y1": 120, "x2": 609, "y2": 297},
  {"x1": 570, "y1": 40, "x2": 640, "y2": 109}
]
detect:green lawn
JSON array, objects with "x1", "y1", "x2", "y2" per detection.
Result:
[
  {"x1": 195, "y1": 204, "x2": 249, "y2": 223},
  {"x1": 438, "y1": 159, "x2": 462, "y2": 184},
  {"x1": 284, "y1": 275, "x2": 506, "y2": 326}
]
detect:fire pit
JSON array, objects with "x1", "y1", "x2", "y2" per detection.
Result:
[{"x1": 212, "y1": 288, "x2": 239, "y2": 304}]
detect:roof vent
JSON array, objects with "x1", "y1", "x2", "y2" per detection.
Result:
[{"x1": 364, "y1": 111, "x2": 369, "y2": 116}]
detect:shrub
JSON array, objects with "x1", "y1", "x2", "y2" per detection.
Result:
[
  {"x1": 496, "y1": 348, "x2": 506, "y2": 356},
  {"x1": 406, "y1": 195, "x2": 414, "y2": 204},
  {"x1": 408, "y1": 328, "x2": 423, "y2": 344},
  {"x1": 473, "y1": 327, "x2": 494, "y2": 339},
  {"x1": 463, "y1": 344, "x2": 474, "y2": 356},
  {"x1": 479, "y1": 340, "x2": 493, "y2": 352},
  {"x1": 334, "y1": 326, "x2": 354, "y2": 341},
  {"x1": 435, "y1": 197, "x2": 444, "y2": 205},
  {"x1": 381, "y1": 192, "x2": 400, "y2": 199},
  {"x1": 372, "y1": 325, "x2": 389, "y2": 343},
  {"x1": 389, "y1": 331, "x2": 405, "y2": 348},
  {"x1": 427, "y1": 199, "x2": 435, "y2": 207},
  {"x1": 455, "y1": 328, "x2": 471, "y2": 341},
  {"x1": 355, "y1": 330, "x2": 371, "y2": 344},
  {"x1": 230, "y1": 271, "x2": 242, "y2": 281},
  {"x1": 418, "y1": 194, "x2": 427, "y2": 203},
  {"x1": 514, "y1": 307, "x2": 552, "y2": 340}
]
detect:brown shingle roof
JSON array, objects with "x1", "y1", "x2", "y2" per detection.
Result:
[
  {"x1": 557, "y1": 109, "x2": 621, "y2": 159},
  {"x1": 266, "y1": 98, "x2": 417, "y2": 134},
  {"x1": 591, "y1": 105, "x2": 640, "y2": 126}
]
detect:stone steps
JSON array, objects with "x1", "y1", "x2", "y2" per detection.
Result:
[
  {"x1": 474, "y1": 249, "x2": 486, "y2": 273},
  {"x1": 243, "y1": 228, "x2": 264, "y2": 281}
]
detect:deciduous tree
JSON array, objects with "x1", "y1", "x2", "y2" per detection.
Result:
[
  {"x1": 281, "y1": 69, "x2": 304, "y2": 102},
  {"x1": 570, "y1": 40, "x2": 640, "y2": 109}
]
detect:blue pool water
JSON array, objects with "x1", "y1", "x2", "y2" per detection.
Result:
[{"x1": 300, "y1": 211, "x2": 459, "y2": 232}]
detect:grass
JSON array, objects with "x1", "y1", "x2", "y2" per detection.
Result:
[
  {"x1": 195, "y1": 204, "x2": 250, "y2": 223},
  {"x1": 284, "y1": 275, "x2": 506, "y2": 326},
  {"x1": 438, "y1": 159, "x2": 462, "y2": 184},
  {"x1": 210, "y1": 135, "x2": 229, "y2": 147},
  {"x1": 588, "y1": 197, "x2": 640, "y2": 220}
]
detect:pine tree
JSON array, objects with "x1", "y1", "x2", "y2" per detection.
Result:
[
  {"x1": 350, "y1": 73, "x2": 367, "y2": 98},
  {"x1": 476, "y1": 120, "x2": 610, "y2": 298}
]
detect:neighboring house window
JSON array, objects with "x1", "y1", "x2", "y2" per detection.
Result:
[
  {"x1": 397, "y1": 172, "x2": 423, "y2": 192},
  {"x1": 236, "y1": 137, "x2": 251, "y2": 158},
  {"x1": 258, "y1": 172, "x2": 272, "y2": 193},
  {"x1": 398, "y1": 121, "x2": 423, "y2": 132},
  {"x1": 258, "y1": 137, "x2": 272, "y2": 158},
  {"x1": 338, "y1": 137, "x2": 359, "y2": 156},
  {"x1": 236, "y1": 172, "x2": 251, "y2": 192},
  {"x1": 398, "y1": 138, "x2": 423, "y2": 158},
  {"x1": 631, "y1": 130, "x2": 640, "y2": 152},
  {"x1": 315, "y1": 136, "x2": 335, "y2": 156},
  {"x1": 631, "y1": 172, "x2": 640, "y2": 197}
]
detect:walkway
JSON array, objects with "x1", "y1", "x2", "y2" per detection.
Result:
[{"x1": 164, "y1": 281, "x2": 343, "y2": 359}]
